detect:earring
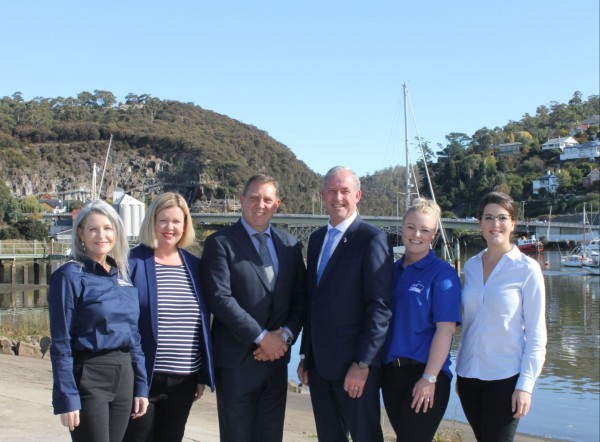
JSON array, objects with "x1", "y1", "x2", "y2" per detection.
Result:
[{"x1": 81, "y1": 241, "x2": 86, "y2": 251}]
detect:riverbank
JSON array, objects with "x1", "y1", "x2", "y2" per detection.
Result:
[{"x1": 0, "y1": 354, "x2": 559, "y2": 442}]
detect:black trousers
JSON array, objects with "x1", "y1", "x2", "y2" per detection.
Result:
[
  {"x1": 382, "y1": 362, "x2": 451, "y2": 442},
  {"x1": 123, "y1": 372, "x2": 197, "y2": 442},
  {"x1": 457, "y1": 374, "x2": 520, "y2": 442},
  {"x1": 70, "y1": 349, "x2": 134, "y2": 442}
]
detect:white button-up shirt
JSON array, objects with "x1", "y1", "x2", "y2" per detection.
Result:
[{"x1": 456, "y1": 245, "x2": 547, "y2": 393}]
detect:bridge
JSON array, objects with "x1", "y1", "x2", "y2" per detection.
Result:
[
  {"x1": 192, "y1": 213, "x2": 597, "y2": 244},
  {"x1": 42, "y1": 212, "x2": 598, "y2": 245}
]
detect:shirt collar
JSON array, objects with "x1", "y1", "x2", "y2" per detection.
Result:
[
  {"x1": 81, "y1": 256, "x2": 118, "y2": 276},
  {"x1": 327, "y1": 211, "x2": 357, "y2": 234},
  {"x1": 477, "y1": 245, "x2": 520, "y2": 262},
  {"x1": 240, "y1": 216, "x2": 272, "y2": 238},
  {"x1": 398, "y1": 248, "x2": 437, "y2": 270}
]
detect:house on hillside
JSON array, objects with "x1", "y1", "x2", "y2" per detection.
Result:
[
  {"x1": 541, "y1": 136, "x2": 578, "y2": 151},
  {"x1": 560, "y1": 140, "x2": 600, "y2": 161},
  {"x1": 571, "y1": 115, "x2": 600, "y2": 134},
  {"x1": 39, "y1": 199, "x2": 67, "y2": 214},
  {"x1": 495, "y1": 142, "x2": 522, "y2": 156},
  {"x1": 583, "y1": 168, "x2": 600, "y2": 189},
  {"x1": 533, "y1": 171, "x2": 559, "y2": 195}
]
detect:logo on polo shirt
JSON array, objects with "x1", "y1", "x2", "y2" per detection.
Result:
[
  {"x1": 117, "y1": 278, "x2": 133, "y2": 287},
  {"x1": 408, "y1": 283, "x2": 425, "y2": 294}
]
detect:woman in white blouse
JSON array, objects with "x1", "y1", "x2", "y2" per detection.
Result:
[{"x1": 456, "y1": 192, "x2": 546, "y2": 442}]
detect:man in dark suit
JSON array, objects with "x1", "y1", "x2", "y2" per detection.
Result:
[
  {"x1": 201, "y1": 174, "x2": 307, "y2": 442},
  {"x1": 297, "y1": 166, "x2": 393, "y2": 441}
]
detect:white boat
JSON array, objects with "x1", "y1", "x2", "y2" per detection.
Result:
[
  {"x1": 582, "y1": 254, "x2": 600, "y2": 275},
  {"x1": 561, "y1": 251, "x2": 584, "y2": 268},
  {"x1": 560, "y1": 204, "x2": 599, "y2": 268}
]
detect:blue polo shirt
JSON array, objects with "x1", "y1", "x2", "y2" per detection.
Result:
[
  {"x1": 48, "y1": 258, "x2": 148, "y2": 414},
  {"x1": 383, "y1": 249, "x2": 461, "y2": 379}
]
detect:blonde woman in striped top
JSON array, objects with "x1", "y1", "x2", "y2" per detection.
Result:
[{"x1": 123, "y1": 192, "x2": 215, "y2": 442}]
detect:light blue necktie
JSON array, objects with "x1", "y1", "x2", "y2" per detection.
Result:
[{"x1": 317, "y1": 228, "x2": 340, "y2": 283}]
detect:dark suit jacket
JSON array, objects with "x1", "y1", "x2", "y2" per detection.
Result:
[
  {"x1": 129, "y1": 244, "x2": 215, "y2": 390},
  {"x1": 301, "y1": 216, "x2": 393, "y2": 380},
  {"x1": 201, "y1": 220, "x2": 307, "y2": 368}
]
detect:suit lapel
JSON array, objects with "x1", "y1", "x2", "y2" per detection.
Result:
[
  {"x1": 317, "y1": 217, "x2": 362, "y2": 285},
  {"x1": 142, "y1": 245, "x2": 159, "y2": 341}
]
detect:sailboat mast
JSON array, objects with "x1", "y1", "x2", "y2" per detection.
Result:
[
  {"x1": 403, "y1": 83, "x2": 410, "y2": 212},
  {"x1": 98, "y1": 133, "x2": 113, "y2": 200}
]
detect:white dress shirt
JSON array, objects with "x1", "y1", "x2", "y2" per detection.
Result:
[
  {"x1": 456, "y1": 245, "x2": 547, "y2": 393},
  {"x1": 317, "y1": 211, "x2": 357, "y2": 269}
]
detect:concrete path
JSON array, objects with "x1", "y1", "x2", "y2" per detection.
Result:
[{"x1": 0, "y1": 354, "x2": 550, "y2": 441}]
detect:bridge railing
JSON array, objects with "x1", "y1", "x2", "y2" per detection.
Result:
[{"x1": 0, "y1": 240, "x2": 71, "y2": 258}]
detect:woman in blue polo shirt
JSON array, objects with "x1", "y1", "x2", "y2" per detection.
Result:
[
  {"x1": 48, "y1": 199, "x2": 149, "y2": 442},
  {"x1": 382, "y1": 198, "x2": 461, "y2": 442}
]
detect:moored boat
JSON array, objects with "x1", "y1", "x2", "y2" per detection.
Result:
[
  {"x1": 517, "y1": 235, "x2": 544, "y2": 253},
  {"x1": 561, "y1": 252, "x2": 584, "y2": 268},
  {"x1": 582, "y1": 253, "x2": 600, "y2": 275}
]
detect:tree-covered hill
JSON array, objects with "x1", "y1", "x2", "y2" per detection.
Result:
[
  {"x1": 361, "y1": 92, "x2": 599, "y2": 219},
  {"x1": 0, "y1": 91, "x2": 322, "y2": 213}
]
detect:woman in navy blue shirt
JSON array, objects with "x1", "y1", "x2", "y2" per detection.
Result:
[
  {"x1": 124, "y1": 192, "x2": 214, "y2": 442},
  {"x1": 382, "y1": 198, "x2": 461, "y2": 442},
  {"x1": 48, "y1": 199, "x2": 149, "y2": 442}
]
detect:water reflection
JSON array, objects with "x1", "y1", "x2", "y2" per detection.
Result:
[{"x1": 0, "y1": 287, "x2": 49, "y2": 310}]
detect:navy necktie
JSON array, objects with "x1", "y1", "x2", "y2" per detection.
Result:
[
  {"x1": 254, "y1": 233, "x2": 275, "y2": 287},
  {"x1": 317, "y1": 228, "x2": 340, "y2": 283}
]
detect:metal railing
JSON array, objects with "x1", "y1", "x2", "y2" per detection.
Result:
[{"x1": 0, "y1": 240, "x2": 71, "y2": 259}]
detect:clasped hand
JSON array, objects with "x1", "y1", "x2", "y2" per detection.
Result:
[{"x1": 253, "y1": 328, "x2": 289, "y2": 361}]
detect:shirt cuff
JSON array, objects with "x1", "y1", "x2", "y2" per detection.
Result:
[
  {"x1": 254, "y1": 329, "x2": 268, "y2": 344},
  {"x1": 516, "y1": 375, "x2": 535, "y2": 393}
]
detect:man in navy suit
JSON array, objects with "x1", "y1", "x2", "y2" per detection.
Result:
[
  {"x1": 201, "y1": 174, "x2": 307, "y2": 442},
  {"x1": 298, "y1": 166, "x2": 393, "y2": 441}
]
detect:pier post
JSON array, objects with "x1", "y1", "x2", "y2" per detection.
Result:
[
  {"x1": 22, "y1": 263, "x2": 29, "y2": 284},
  {"x1": 34, "y1": 260, "x2": 41, "y2": 284},
  {"x1": 11, "y1": 260, "x2": 16, "y2": 285},
  {"x1": 46, "y1": 262, "x2": 53, "y2": 285},
  {"x1": 0, "y1": 261, "x2": 4, "y2": 283}
]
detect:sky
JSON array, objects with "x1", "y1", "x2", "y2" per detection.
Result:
[{"x1": 1, "y1": 1, "x2": 598, "y2": 177}]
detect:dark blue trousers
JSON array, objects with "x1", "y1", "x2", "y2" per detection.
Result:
[{"x1": 308, "y1": 365, "x2": 384, "y2": 442}]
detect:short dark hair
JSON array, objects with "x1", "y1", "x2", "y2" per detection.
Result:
[
  {"x1": 242, "y1": 174, "x2": 279, "y2": 197},
  {"x1": 477, "y1": 192, "x2": 519, "y2": 220}
]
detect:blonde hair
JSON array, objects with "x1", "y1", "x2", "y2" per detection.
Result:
[
  {"x1": 71, "y1": 199, "x2": 130, "y2": 278},
  {"x1": 138, "y1": 192, "x2": 196, "y2": 249},
  {"x1": 403, "y1": 197, "x2": 441, "y2": 232}
]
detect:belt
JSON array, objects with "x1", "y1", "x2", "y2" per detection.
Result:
[{"x1": 387, "y1": 357, "x2": 423, "y2": 367}]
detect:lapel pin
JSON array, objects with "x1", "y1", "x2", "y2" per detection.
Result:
[{"x1": 343, "y1": 238, "x2": 347, "y2": 243}]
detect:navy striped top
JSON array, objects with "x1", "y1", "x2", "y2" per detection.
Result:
[{"x1": 155, "y1": 263, "x2": 202, "y2": 375}]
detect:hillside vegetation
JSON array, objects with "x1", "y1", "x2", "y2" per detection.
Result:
[{"x1": 0, "y1": 90, "x2": 598, "y2": 227}]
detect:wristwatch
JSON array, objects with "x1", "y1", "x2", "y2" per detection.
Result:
[
  {"x1": 358, "y1": 361, "x2": 369, "y2": 370},
  {"x1": 280, "y1": 330, "x2": 293, "y2": 345},
  {"x1": 422, "y1": 373, "x2": 437, "y2": 383}
]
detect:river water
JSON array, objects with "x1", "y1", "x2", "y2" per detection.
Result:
[{"x1": 1, "y1": 251, "x2": 598, "y2": 441}]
